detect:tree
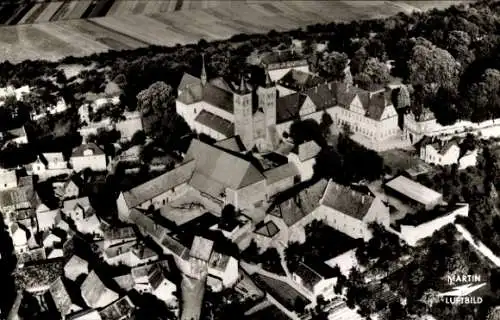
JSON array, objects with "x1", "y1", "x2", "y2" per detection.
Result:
[
  {"x1": 316, "y1": 51, "x2": 349, "y2": 81},
  {"x1": 463, "y1": 68, "x2": 500, "y2": 122},
  {"x1": 219, "y1": 204, "x2": 237, "y2": 230},
  {"x1": 396, "y1": 84, "x2": 411, "y2": 109},
  {"x1": 136, "y1": 81, "x2": 174, "y2": 116},
  {"x1": 131, "y1": 130, "x2": 146, "y2": 146},
  {"x1": 354, "y1": 57, "x2": 391, "y2": 91},
  {"x1": 408, "y1": 40, "x2": 461, "y2": 91}
]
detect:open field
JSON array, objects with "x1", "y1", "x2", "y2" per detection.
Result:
[{"x1": 0, "y1": 1, "x2": 471, "y2": 63}]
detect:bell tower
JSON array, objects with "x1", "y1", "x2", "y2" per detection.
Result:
[
  {"x1": 233, "y1": 75, "x2": 254, "y2": 149},
  {"x1": 257, "y1": 70, "x2": 277, "y2": 145}
]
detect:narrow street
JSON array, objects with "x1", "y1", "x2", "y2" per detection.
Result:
[{"x1": 455, "y1": 224, "x2": 500, "y2": 268}]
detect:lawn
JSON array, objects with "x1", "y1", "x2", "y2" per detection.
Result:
[{"x1": 252, "y1": 273, "x2": 309, "y2": 312}]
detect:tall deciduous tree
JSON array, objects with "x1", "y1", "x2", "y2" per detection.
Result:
[
  {"x1": 408, "y1": 39, "x2": 461, "y2": 91},
  {"x1": 316, "y1": 51, "x2": 349, "y2": 81},
  {"x1": 136, "y1": 81, "x2": 174, "y2": 116},
  {"x1": 354, "y1": 57, "x2": 391, "y2": 91},
  {"x1": 464, "y1": 68, "x2": 500, "y2": 122}
]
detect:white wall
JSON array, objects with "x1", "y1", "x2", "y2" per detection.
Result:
[{"x1": 71, "y1": 154, "x2": 107, "y2": 172}]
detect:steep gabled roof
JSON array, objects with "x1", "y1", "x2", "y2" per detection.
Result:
[
  {"x1": 184, "y1": 139, "x2": 265, "y2": 192},
  {"x1": 122, "y1": 160, "x2": 195, "y2": 208},
  {"x1": 202, "y1": 83, "x2": 235, "y2": 113},
  {"x1": 303, "y1": 82, "x2": 338, "y2": 110},
  {"x1": 321, "y1": 180, "x2": 375, "y2": 220},
  {"x1": 194, "y1": 110, "x2": 235, "y2": 137},
  {"x1": 276, "y1": 93, "x2": 307, "y2": 123},
  {"x1": 178, "y1": 73, "x2": 201, "y2": 92},
  {"x1": 269, "y1": 179, "x2": 328, "y2": 227}
]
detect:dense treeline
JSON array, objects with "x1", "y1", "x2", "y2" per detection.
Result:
[{"x1": 1, "y1": 1, "x2": 500, "y2": 127}]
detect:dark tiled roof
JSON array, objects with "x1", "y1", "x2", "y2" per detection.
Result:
[
  {"x1": 279, "y1": 69, "x2": 325, "y2": 90},
  {"x1": 104, "y1": 226, "x2": 136, "y2": 242},
  {"x1": 203, "y1": 84, "x2": 235, "y2": 113},
  {"x1": 294, "y1": 262, "x2": 323, "y2": 292},
  {"x1": 269, "y1": 179, "x2": 328, "y2": 226},
  {"x1": 365, "y1": 92, "x2": 388, "y2": 121},
  {"x1": 321, "y1": 180, "x2": 375, "y2": 220},
  {"x1": 303, "y1": 82, "x2": 338, "y2": 110},
  {"x1": 123, "y1": 161, "x2": 195, "y2": 208},
  {"x1": 276, "y1": 93, "x2": 307, "y2": 123},
  {"x1": 71, "y1": 143, "x2": 104, "y2": 157},
  {"x1": 194, "y1": 110, "x2": 235, "y2": 137},
  {"x1": 255, "y1": 221, "x2": 280, "y2": 238},
  {"x1": 148, "y1": 265, "x2": 167, "y2": 290},
  {"x1": 184, "y1": 139, "x2": 265, "y2": 191}
]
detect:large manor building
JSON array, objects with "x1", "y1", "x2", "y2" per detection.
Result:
[{"x1": 176, "y1": 53, "x2": 402, "y2": 152}]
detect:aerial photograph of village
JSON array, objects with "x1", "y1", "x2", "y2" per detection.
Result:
[{"x1": 2, "y1": 0, "x2": 500, "y2": 319}]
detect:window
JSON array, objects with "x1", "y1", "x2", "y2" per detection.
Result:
[
  {"x1": 163, "y1": 199, "x2": 165, "y2": 205},
  {"x1": 194, "y1": 108, "x2": 196, "y2": 114}
]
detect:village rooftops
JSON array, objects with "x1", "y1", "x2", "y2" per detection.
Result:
[
  {"x1": 385, "y1": 175, "x2": 443, "y2": 208},
  {"x1": 321, "y1": 180, "x2": 375, "y2": 220},
  {"x1": 189, "y1": 236, "x2": 214, "y2": 262},
  {"x1": 122, "y1": 160, "x2": 196, "y2": 209}
]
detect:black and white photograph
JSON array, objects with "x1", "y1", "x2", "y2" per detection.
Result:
[{"x1": 0, "y1": 0, "x2": 500, "y2": 319}]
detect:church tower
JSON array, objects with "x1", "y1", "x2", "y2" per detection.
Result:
[
  {"x1": 257, "y1": 70, "x2": 277, "y2": 143},
  {"x1": 233, "y1": 75, "x2": 254, "y2": 149}
]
